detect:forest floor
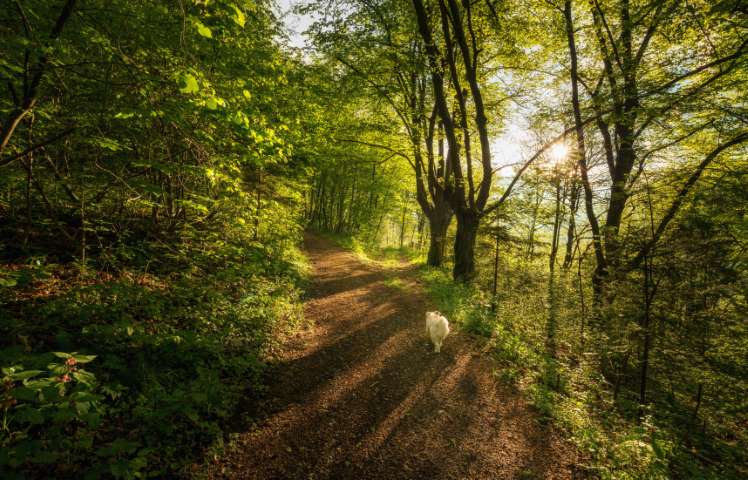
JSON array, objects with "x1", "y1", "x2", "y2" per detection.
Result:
[{"x1": 206, "y1": 232, "x2": 581, "y2": 479}]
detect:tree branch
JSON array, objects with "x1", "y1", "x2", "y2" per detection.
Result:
[
  {"x1": 0, "y1": 0, "x2": 77, "y2": 157},
  {"x1": 335, "y1": 137, "x2": 414, "y2": 168},
  {"x1": 627, "y1": 131, "x2": 748, "y2": 271},
  {"x1": 0, "y1": 126, "x2": 75, "y2": 167}
]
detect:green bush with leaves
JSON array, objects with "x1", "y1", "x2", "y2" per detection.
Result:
[
  {"x1": 1, "y1": 218, "x2": 306, "y2": 478},
  {"x1": 0, "y1": 0, "x2": 313, "y2": 476},
  {"x1": 1, "y1": 353, "x2": 108, "y2": 477}
]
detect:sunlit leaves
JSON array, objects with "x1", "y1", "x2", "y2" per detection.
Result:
[
  {"x1": 179, "y1": 73, "x2": 200, "y2": 94},
  {"x1": 205, "y1": 96, "x2": 225, "y2": 110},
  {"x1": 89, "y1": 136, "x2": 127, "y2": 152},
  {"x1": 193, "y1": 18, "x2": 213, "y2": 38},
  {"x1": 231, "y1": 4, "x2": 246, "y2": 27}
]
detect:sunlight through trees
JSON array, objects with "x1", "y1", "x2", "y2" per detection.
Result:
[{"x1": 1, "y1": 0, "x2": 746, "y2": 478}]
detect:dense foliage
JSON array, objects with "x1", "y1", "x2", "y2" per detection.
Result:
[
  {"x1": 0, "y1": 0, "x2": 313, "y2": 477},
  {"x1": 1, "y1": 0, "x2": 746, "y2": 478}
]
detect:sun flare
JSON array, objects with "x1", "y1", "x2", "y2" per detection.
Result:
[{"x1": 549, "y1": 142, "x2": 569, "y2": 163}]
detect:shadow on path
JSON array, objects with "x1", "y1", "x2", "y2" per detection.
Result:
[{"x1": 207, "y1": 232, "x2": 581, "y2": 479}]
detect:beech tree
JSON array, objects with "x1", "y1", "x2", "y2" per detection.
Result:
[{"x1": 561, "y1": 0, "x2": 748, "y2": 302}]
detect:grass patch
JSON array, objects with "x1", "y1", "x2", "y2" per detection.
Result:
[
  {"x1": 383, "y1": 277, "x2": 405, "y2": 290},
  {"x1": 419, "y1": 267, "x2": 494, "y2": 336}
]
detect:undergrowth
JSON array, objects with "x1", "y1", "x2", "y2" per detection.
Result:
[
  {"x1": 1, "y1": 197, "x2": 308, "y2": 479},
  {"x1": 418, "y1": 265, "x2": 725, "y2": 479}
]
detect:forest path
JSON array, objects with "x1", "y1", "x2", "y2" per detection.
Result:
[{"x1": 208, "y1": 232, "x2": 580, "y2": 479}]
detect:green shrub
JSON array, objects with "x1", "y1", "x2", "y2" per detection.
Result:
[
  {"x1": 1, "y1": 209, "x2": 307, "y2": 478},
  {"x1": 0, "y1": 354, "x2": 113, "y2": 478}
]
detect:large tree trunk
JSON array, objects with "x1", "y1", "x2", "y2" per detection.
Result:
[
  {"x1": 564, "y1": 0, "x2": 606, "y2": 305},
  {"x1": 426, "y1": 200, "x2": 452, "y2": 267},
  {"x1": 413, "y1": 0, "x2": 502, "y2": 282},
  {"x1": 453, "y1": 210, "x2": 479, "y2": 282}
]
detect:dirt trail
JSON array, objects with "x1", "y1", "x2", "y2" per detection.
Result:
[{"x1": 208, "y1": 233, "x2": 580, "y2": 479}]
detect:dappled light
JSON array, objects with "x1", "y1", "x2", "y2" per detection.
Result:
[
  {"x1": 208, "y1": 233, "x2": 578, "y2": 479},
  {"x1": 1, "y1": 0, "x2": 746, "y2": 478}
]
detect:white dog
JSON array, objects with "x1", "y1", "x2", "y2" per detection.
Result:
[{"x1": 425, "y1": 311, "x2": 450, "y2": 353}]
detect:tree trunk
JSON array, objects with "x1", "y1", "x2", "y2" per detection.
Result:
[
  {"x1": 692, "y1": 383, "x2": 703, "y2": 429},
  {"x1": 416, "y1": 212, "x2": 426, "y2": 250},
  {"x1": 426, "y1": 200, "x2": 451, "y2": 267},
  {"x1": 398, "y1": 203, "x2": 407, "y2": 248},
  {"x1": 335, "y1": 185, "x2": 346, "y2": 233},
  {"x1": 549, "y1": 178, "x2": 563, "y2": 272},
  {"x1": 453, "y1": 210, "x2": 479, "y2": 282},
  {"x1": 373, "y1": 209, "x2": 385, "y2": 244},
  {"x1": 562, "y1": 183, "x2": 580, "y2": 269},
  {"x1": 23, "y1": 157, "x2": 33, "y2": 250},
  {"x1": 491, "y1": 231, "x2": 500, "y2": 310},
  {"x1": 80, "y1": 191, "x2": 86, "y2": 263},
  {"x1": 577, "y1": 245, "x2": 587, "y2": 350},
  {"x1": 546, "y1": 178, "x2": 564, "y2": 358},
  {"x1": 254, "y1": 170, "x2": 262, "y2": 240},
  {"x1": 638, "y1": 253, "x2": 655, "y2": 420},
  {"x1": 526, "y1": 186, "x2": 544, "y2": 260},
  {"x1": 565, "y1": 0, "x2": 607, "y2": 307}
]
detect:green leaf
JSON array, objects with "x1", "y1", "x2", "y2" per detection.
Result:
[
  {"x1": 91, "y1": 136, "x2": 124, "y2": 152},
  {"x1": 72, "y1": 370, "x2": 96, "y2": 386},
  {"x1": 54, "y1": 407, "x2": 76, "y2": 424},
  {"x1": 74, "y1": 354, "x2": 97, "y2": 364},
  {"x1": 31, "y1": 449, "x2": 58, "y2": 464},
  {"x1": 52, "y1": 352, "x2": 72, "y2": 359},
  {"x1": 179, "y1": 73, "x2": 200, "y2": 94},
  {"x1": 76, "y1": 435, "x2": 94, "y2": 451},
  {"x1": 12, "y1": 370, "x2": 43, "y2": 381},
  {"x1": 13, "y1": 405, "x2": 44, "y2": 425},
  {"x1": 48, "y1": 364, "x2": 66, "y2": 374},
  {"x1": 75, "y1": 401, "x2": 91, "y2": 414},
  {"x1": 194, "y1": 19, "x2": 213, "y2": 38},
  {"x1": 232, "y1": 5, "x2": 246, "y2": 27},
  {"x1": 25, "y1": 378, "x2": 55, "y2": 389},
  {"x1": 11, "y1": 386, "x2": 38, "y2": 402}
]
